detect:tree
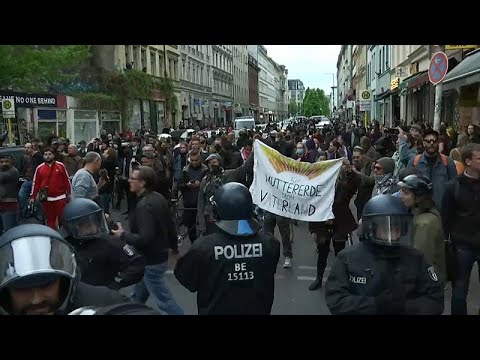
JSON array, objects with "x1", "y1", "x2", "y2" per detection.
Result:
[
  {"x1": 289, "y1": 99, "x2": 298, "y2": 116},
  {"x1": 0, "y1": 45, "x2": 91, "y2": 92},
  {"x1": 302, "y1": 88, "x2": 331, "y2": 117}
]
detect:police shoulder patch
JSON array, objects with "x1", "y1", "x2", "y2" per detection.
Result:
[
  {"x1": 427, "y1": 266, "x2": 438, "y2": 282},
  {"x1": 123, "y1": 244, "x2": 135, "y2": 256}
]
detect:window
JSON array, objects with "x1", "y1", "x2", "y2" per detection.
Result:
[
  {"x1": 182, "y1": 63, "x2": 185, "y2": 80},
  {"x1": 382, "y1": 46, "x2": 386, "y2": 71},
  {"x1": 207, "y1": 68, "x2": 210, "y2": 87},
  {"x1": 150, "y1": 51, "x2": 157, "y2": 75},
  {"x1": 378, "y1": 49, "x2": 382, "y2": 74},
  {"x1": 141, "y1": 48, "x2": 147, "y2": 71},
  {"x1": 125, "y1": 45, "x2": 131, "y2": 65},
  {"x1": 193, "y1": 65, "x2": 196, "y2": 83},
  {"x1": 200, "y1": 66, "x2": 203, "y2": 85}
]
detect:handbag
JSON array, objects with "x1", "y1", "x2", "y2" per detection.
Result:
[{"x1": 36, "y1": 161, "x2": 56, "y2": 202}]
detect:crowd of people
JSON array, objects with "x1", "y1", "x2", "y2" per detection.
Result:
[{"x1": 0, "y1": 115, "x2": 479, "y2": 315}]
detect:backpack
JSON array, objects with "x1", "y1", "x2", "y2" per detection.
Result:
[{"x1": 413, "y1": 154, "x2": 448, "y2": 167}]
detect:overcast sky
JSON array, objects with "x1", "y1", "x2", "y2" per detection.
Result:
[{"x1": 264, "y1": 45, "x2": 340, "y2": 95}]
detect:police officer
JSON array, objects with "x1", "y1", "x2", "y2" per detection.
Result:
[
  {"x1": 175, "y1": 182, "x2": 280, "y2": 315},
  {"x1": 0, "y1": 224, "x2": 129, "y2": 315},
  {"x1": 62, "y1": 198, "x2": 145, "y2": 290},
  {"x1": 324, "y1": 194, "x2": 444, "y2": 315}
]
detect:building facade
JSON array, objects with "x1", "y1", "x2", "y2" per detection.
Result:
[
  {"x1": 288, "y1": 79, "x2": 305, "y2": 116},
  {"x1": 178, "y1": 45, "x2": 213, "y2": 128},
  {"x1": 211, "y1": 45, "x2": 234, "y2": 126},
  {"x1": 337, "y1": 45, "x2": 354, "y2": 120},
  {"x1": 93, "y1": 45, "x2": 181, "y2": 130},
  {"x1": 248, "y1": 50, "x2": 261, "y2": 122},
  {"x1": 274, "y1": 63, "x2": 288, "y2": 120},
  {"x1": 233, "y1": 45, "x2": 249, "y2": 118},
  {"x1": 257, "y1": 45, "x2": 277, "y2": 123}
]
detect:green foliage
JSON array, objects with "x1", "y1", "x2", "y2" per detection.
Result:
[
  {"x1": 0, "y1": 45, "x2": 91, "y2": 92},
  {"x1": 302, "y1": 87, "x2": 331, "y2": 117},
  {"x1": 74, "y1": 92, "x2": 121, "y2": 110},
  {"x1": 289, "y1": 99, "x2": 298, "y2": 115},
  {"x1": 102, "y1": 69, "x2": 177, "y2": 112}
]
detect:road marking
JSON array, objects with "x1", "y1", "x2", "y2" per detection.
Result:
[
  {"x1": 166, "y1": 270, "x2": 174, "y2": 274},
  {"x1": 298, "y1": 266, "x2": 317, "y2": 270},
  {"x1": 297, "y1": 276, "x2": 317, "y2": 281}
]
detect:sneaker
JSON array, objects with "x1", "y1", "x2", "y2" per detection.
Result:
[{"x1": 283, "y1": 257, "x2": 292, "y2": 268}]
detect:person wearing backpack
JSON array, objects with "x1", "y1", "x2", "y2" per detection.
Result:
[
  {"x1": 407, "y1": 129, "x2": 457, "y2": 209},
  {"x1": 398, "y1": 175, "x2": 446, "y2": 285}
]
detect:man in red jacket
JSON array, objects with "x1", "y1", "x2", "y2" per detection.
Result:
[{"x1": 30, "y1": 147, "x2": 71, "y2": 229}]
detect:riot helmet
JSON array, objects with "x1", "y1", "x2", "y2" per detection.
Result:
[
  {"x1": 397, "y1": 174, "x2": 433, "y2": 198},
  {"x1": 211, "y1": 182, "x2": 260, "y2": 237},
  {"x1": 361, "y1": 195, "x2": 413, "y2": 247},
  {"x1": 63, "y1": 198, "x2": 109, "y2": 242},
  {"x1": 0, "y1": 224, "x2": 77, "y2": 315},
  {"x1": 68, "y1": 303, "x2": 164, "y2": 315}
]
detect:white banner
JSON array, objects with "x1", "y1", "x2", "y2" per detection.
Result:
[{"x1": 250, "y1": 140, "x2": 344, "y2": 222}]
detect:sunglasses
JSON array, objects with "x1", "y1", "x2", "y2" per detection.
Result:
[{"x1": 424, "y1": 139, "x2": 437, "y2": 144}]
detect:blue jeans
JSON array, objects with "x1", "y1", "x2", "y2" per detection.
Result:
[
  {"x1": 0, "y1": 210, "x2": 18, "y2": 235},
  {"x1": 18, "y1": 181, "x2": 32, "y2": 218},
  {"x1": 131, "y1": 261, "x2": 184, "y2": 315},
  {"x1": 451, "y1": 245, "x2": 480, "y2": 315}
]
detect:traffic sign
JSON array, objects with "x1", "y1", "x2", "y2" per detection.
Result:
[
  {"x1": 1, "y1": 98, "x2": 15, "y2": 118},
  {"x1": 360, "y1": 90, "x2": 371, "y2": 100},
  {"x1": 428, "y1": 52, "x2": 449, "y2": 85}
]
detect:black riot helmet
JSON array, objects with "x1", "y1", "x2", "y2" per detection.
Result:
[
  {"x1": 211, "y1": 182, "x2": 260, "y2": 237},
  {"x1": 68, "y1": 303, "x2": 164, "y2": 315},
  {"x1": 0, "y1": 224, "x2": 78, "y2": 315},
  {"x1": 362, "y1": 194, "x2": 413, "y2": 247},
  {"x1": 63, "y1": 198, "x2": 109, "y2": 242},
  {"x1": 397, "y1": 174, "x2": 433, "y2": 198}
]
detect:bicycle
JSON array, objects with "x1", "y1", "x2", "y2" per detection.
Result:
[{"x1": 170, "y1": 194, "x2": 197, "y2": 246}]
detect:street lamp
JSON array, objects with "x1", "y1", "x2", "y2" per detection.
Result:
[{"x1": 318, "y1": 72, "x2": 336, "y2": 113}]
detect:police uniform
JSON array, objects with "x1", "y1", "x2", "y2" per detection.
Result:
[
  {"x1": 324, "y1": 194, "x2": 444, "y2": 315},
  {"x1": 63, "y1": 198, "x2": 145, "y2": 290},
  {"x1": 325, "y1": 242, "x2": 444, "y2": 315},
  {"x1": 70, "y1": 234, "x2": 145, "y2": 289},
  {"x1": 175, "y1": 182, "x2": 280, "y2": 315}
]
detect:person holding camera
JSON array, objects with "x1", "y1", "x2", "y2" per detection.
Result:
[{"x1": 178, "y1": 149, "x2": 208, "y2": 243}]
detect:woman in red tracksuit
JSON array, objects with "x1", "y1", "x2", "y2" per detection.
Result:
[{"x1": 30, "y1": 147, "x2": 71, "y2": 229}]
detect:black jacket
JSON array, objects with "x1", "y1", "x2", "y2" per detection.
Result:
[
  {"x1": 175, "y1": 230, "x2": 280, "y2": 315},
  {"x1": 63, "y1": 281, "x2": 131, "y2": 314},
  {"x1": 71, "y1": 235, "x2": 146, "y2": 289},
  {"x1": 441, "y1": 175, "x2": 480, "y2": 249},
  {"x1": 325, "y1": 242, "x2": 444, "y2": 315},
  {"x1": 122, "y1": 191, "x2": 177, "y2": 265}
]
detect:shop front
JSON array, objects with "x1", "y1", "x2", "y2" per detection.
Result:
[
  {"x1": 69, "y1": 109, "x2": 99, "y2": 144},
  {"x1": 0, "y1": 91, "x2": 67, "y2": 144},
  {"x1": 390, "y1": 77, "x2": 401, "y2": 126},
  {"x1": 443, "y1": 49, "x2": 480, "y2": 129}
]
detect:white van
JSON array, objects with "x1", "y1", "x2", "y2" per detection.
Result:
[{"x1": 234, "y1": 116, "x2": 255, "y2": 130}]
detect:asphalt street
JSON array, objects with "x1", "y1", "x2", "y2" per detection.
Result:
[{"x1": 112, "y1": 198, "x2": 480, "y2": 315}]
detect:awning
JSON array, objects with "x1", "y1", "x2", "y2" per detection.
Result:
[
  {"x1": 374, "y1": 90, "x2": 391, "y2": 101},
  {"x1": 443, "y1": 49, "x2": 480, "y2": 91},
  {"x1": 406, "y1": 70, "x2": 429, "y2": 89}
]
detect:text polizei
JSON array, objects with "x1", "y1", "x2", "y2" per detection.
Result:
[{"x1": 214, "y1": 243, "x2": 263, "y2": 260}]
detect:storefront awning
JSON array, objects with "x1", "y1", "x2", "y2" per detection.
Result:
[
  {"x1": 443, "y1": 49, "x2": 480, "y2": 91},
  {"x1": 405, "y1": 70, "x2": 429, "y2": 89},
  {"x1": 374, "y1": 90, "x2": 390, "y2": 101}
]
